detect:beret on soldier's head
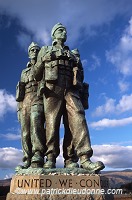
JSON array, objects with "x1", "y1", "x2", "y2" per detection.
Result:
[
  {"x1": 28, "y1": 42, "x2": 40, "y2": 53},
  {"x1": 51, "y1": 23, "x2": 66, "y2": 37}
]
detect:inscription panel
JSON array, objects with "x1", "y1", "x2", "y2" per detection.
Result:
[{"x1": 10, "y1": 175, "x2": 109, "y2": 193}]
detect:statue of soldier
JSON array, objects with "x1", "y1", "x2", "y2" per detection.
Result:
[
  {"x1": 16, "y1": 42, "x2": 45, "y2": 169},
  {"x1": 63, "y1": 48, "x2": 88, "y2": 168},
  {"x1": 34, "y1": 23, "x2": 105, "y2": 173}
]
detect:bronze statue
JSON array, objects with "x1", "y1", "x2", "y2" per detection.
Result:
[
  {"x1": 34, "y1": 23, "x2": 105, "y2": 173},
  {"x1": 63, "y1": 49, "x2": 81, "y2": 168},
  {"x1": 16, "y1": 42, "x2": 45, "y2": 169}
]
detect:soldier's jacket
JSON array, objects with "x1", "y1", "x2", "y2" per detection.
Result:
[
  {"x1": 34, "y1": 44, "x2": 89, "y2": 109},
  {"x1": 16, "y1": 62, "x2": 43, "y2": 119},
  {"x1": 34, "y1": 45, "x2": 80, "y2": 88}
]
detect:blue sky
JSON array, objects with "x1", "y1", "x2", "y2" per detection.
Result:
[{"x1": 0, "y1": 0, "x2": 132, "y2": 179}]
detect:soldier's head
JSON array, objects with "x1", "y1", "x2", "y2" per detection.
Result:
[
  {"x1": 51, "y1": 23, "x2": 67, "y2": 43},
  {"x1": 28, "y1": 42, "x2": 40, "y2": 60}
]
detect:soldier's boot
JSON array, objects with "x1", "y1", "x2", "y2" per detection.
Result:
[
  {"x1": 15, "y1": 159, "x2": 31, "y2": 171},
  {"x1": 22, "y1": 160, "x2": 31, "y2": 168},
  {"x1": 43, "y1": 157, "x2": 56, "y2": 169},
  {"x1": 31, "y1": 152, "x2": 44, "y2": 168},
  {"x1": 80, "y1": 155, "x2": 105, "y2": 173},
  {"x1": 64, "y1": 159, "x2": 79, "y2": 168}
]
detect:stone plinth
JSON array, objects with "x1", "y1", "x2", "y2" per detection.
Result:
[{"x1": 6, "y1": 168, "x2": 113, "y2": 200}]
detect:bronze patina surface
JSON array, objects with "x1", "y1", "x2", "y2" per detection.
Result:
[{"x1": 15, "y1": 23, "x2": 105, "y2": 174}]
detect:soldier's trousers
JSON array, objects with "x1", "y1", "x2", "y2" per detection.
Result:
[
  {"x1": 19, "y1": 95, "x2": 45, "y2": 163},
  {"x1": 63, "y1": 110, "x2": 78, "y2": 163},
  {"x1": 44, "y1": 87, "x2": 93, "y2": 161}
]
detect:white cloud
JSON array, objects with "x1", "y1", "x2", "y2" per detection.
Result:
[
  {"x1": 118, "y1": 80, "x2": 129, "y2": 92},
  {"x1": 83, "y1": 55, "x2": 101, "y2": 71},
  {"x1": 0, "y1": 89, "x2": 17, "y2": 119},
  {"x1": 16, "y1": 32, "x2": 32, "y2": 52},
  {"x1": 0, "y1": 147, "x2": 22, "y2": 168},
  {"x1": 82, "y1": 59, "x2": 88, "y2": 68},
  {"x1": 106, "y1": 17, "x2": 132, "y2": 76},
  {"x1": 89, "y1": 54, "x2": 101, "y2": 71},
  {"x1": 90, "y1": 117, "x2": 132, "y2": 129},
  {"x1": 93, "y1": 93, "x2": 132, "y2": 116},
  {"x1": 116, "y1": 94, "x2": 132, "y2": 113},
  {"x1": 93, "y1": 97, "x2": 116, "y2": 117},
  {"x1": 0, "y1": 0, "x2": 132, "y2": 48},
  {"x1": 0, "y1": 133, "x2": 21, "y2": 140},
  {"x1": 92, "y1": 145, "x2": 132, "y2": 168}
]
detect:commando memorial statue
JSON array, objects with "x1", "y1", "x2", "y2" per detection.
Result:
[
  {"x1": 33, "y1": 23, "x2": 105, "y2": 173},
  {"x1": 15, "y1": 23, "x2": 105, "y2": 173},
  {"x1": 6, "y1": 23, "x2": 112, "y2": 200}
]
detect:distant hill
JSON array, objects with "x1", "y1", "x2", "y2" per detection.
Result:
[
  {"x1": 101, "y1": 169, "x2": 132, "y2": 174},
  {"x1": 122, "y1": 169, "x2": 132, "y2": 172},
  {"x1": 0, "y1": 178, "x2": 11, "y2": 186},
  {"x1": 102, "y1": 170, "x2": 132, "y2": 188}
]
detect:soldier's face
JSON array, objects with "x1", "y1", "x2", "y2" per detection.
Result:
[
  {"x1": 29, "y1": 47, "x2": 40, "y2": 59},
  {"x1": 54, "y1": 27, "x2": 67, "y2": 42}
]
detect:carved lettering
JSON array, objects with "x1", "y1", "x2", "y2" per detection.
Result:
[
  {"x1": 34, "y1": 179, "x2": 39, "y2": 187},
  {"x1": 59, "y1": 179, "x2": 68, "y2": 187},
  {"x1": 31, "y1": 179, "x2": 33, "y2": 188},
  {"x1": 46, "y1": 179, "x2": 52, "y2": 187},
  {"x1": 80, "y1": 179, "x2": 85, "y2": 187},
  {"x1": 40, "y1": 179, "x2": 44, "y2": 187},
  {"x1": 80, "y1": 179, "x2": 99, "y2": 188},
  {"x1": 94, "y1": 179, "x2": 99, "y2": 187},
  {"x1": 59, "y1": 179, "x2": 73, "y2": 187},
  {"x1": 24, "y1": 179, "x2": 30, "y2": 187},
  {"x1": 18, "y1": 179, "x2": 23, "y2": 188},
  {"x1": 69, "y1": 179, "x2": 72, "y2": 188}
]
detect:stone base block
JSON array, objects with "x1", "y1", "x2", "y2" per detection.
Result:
[
  {"x1": 6, "y1": 174, "x2": 113, "y2": 200},
  {"x1": 7, "y1": 193, "x2": 113, "y2": 200}
]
